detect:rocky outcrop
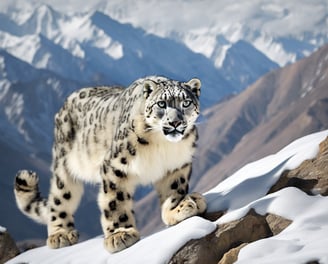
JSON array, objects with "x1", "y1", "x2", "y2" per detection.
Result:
[
  {"x1": 265, "y1": 213, "x2": 292, "y2": 236},
  {"x1": 0, "y1": 229, "x2": 19, "y2": 263},
  {"x1": 169, "y1": 209, "x2": 273, "y2": 264},
  {"x1": 269, "y1": 136, "x2": 328, "y2": 196},
  {"x1": 169, "y1": 210, "x2": 292, "y2": 264},
  {"x1": 170, "y1": 136, "x2": 328, "y2": 264}
]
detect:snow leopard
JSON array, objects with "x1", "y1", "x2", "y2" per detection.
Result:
[{"x1": 14, "y1": 76, "x2": 207, "y2": 253}]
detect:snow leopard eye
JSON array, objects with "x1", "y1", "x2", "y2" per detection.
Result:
[
  {"x1": 182, "y1": 100, "x2": 192, "y2": 108},
  {"x1": 157, "y1": 101, "x2": 167, "y2": 109}
]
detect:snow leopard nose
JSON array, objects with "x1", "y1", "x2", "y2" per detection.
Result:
[{"x1": 169, "y1": 120, "x2": 182, "y2": 128}]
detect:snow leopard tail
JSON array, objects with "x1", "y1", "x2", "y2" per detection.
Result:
[{"x1": 14, "y1": 170, "x2": 48, "y2": 225}]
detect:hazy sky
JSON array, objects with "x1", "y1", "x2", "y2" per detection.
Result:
[
  {"x1": 1, "y1": 0, "x2": 327, "y2": 39},
  {"x1": 0, "y1": 0, "x2": 104, "y2": 13}
]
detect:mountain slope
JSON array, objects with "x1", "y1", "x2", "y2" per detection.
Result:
[
  {"x1": 194, "y1": 43, "x2": 328, "y2": 192},
  {"x1": 0, "y1": 50, "x2": 81, "y2": 153},
  {"x1": 220, "y1": 40, "x2": 279, "y2": 91},
  {"x1": 0, "y1": 6, "x2": 237, "y2": 107}
]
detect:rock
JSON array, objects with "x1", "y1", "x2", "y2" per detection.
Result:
[
  {"x1": 218, "y1": 243, "x2": 246, "y2": 264},
  {"x1": 216, "y1": 213, "x2": 292, "y2": 264},
  {"x1": 203, "y1": 211, "x2": 225, "y2": 221},
  {"x1": 169, "y1": 209, "x2": 272, "y2": 264},
  {"x1": 268, "y1": 136, "x2": 328, "y2": 196},
  {"x1": 265, "y1": 213, "x2": 292, "y2": 235},
  {"x1": 0, "y1": 230, "x2": 20, "y2": 263},
  {"x1": 319, "y1": 136, "x2": 328, "y2": 154}
]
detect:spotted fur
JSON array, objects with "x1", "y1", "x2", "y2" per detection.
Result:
[{"x1": 14, "y1": 76, "x2": 207, "y2": 253}]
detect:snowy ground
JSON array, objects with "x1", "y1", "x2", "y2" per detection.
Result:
[{"x1": 7, "y1": 130, "x2": 328, "y2": 264}]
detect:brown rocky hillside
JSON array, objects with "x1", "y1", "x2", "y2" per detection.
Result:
[{"x1": 193, "y1": 43, "x2": 328, "y2": 192}]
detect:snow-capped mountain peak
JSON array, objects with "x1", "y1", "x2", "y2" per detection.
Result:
[
  {"x1": 97, "y1": 0, "x2": 328, "y2": 67},
  {"x1": 2, "y1": 0, "x2": 328, "y2": 68},
  {"x1": 23, "y1": 4, "x2": 61, "y2": 37}
]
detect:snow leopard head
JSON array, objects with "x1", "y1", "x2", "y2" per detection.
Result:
[{"x1": 142, "y1": 77, "x2": 201, "y2": 142}]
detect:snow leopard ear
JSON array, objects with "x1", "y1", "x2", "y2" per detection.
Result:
[
  {"x1": 186, "y1": 78, "x2": 201, "y2": 98},
  {"x1": 143, "y1": 80, "x2": 157, "y2": 99}
]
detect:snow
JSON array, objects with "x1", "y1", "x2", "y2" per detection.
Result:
[
  {"x1": 7, "y1": 217, "x2": 216, "y2": 264},
  {"x1": 2, "y1": 34, "x2": 40, "y2": 65},
  {"x1": 253, "y1": 35, "x2": 296, "y2": 66},
  {"x1": 7, "y1": 130, "x2": 328, "y2": 263},
  {"x1": 0, "y1": 226, "x2": 6, "y2": 233},
  {"x1": 0, "y1": 80, "x2": 10, "y2": 100}
]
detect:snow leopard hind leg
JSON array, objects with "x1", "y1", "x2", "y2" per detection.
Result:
[
  {"x1": 46, "y1": 158, "x2": 84, "y2": 249},
  {"x1": 41, "y1": 102, "x2": 86, "y2": 249}
]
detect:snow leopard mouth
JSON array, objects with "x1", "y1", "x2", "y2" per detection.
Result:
[
  {"x1": 162, "y1": 126, "x2": 186, "y2": 142},
  {"x1": 163, "y1": 127, "x2": 185, "y2": 136}
]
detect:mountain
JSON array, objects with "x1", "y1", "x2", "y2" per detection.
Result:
[
  {"x1": 220, "y1": 40, "x2": 279, "y2": 92},
  {"x1": 0, "y1": 50, "x2": 81, "y2": 153},
  {"x1": 1, "y1": 1, "x2": 327, "y2": 85},
  {"x1": 0, "y1": 3, "x2": 287, "y2": 104},
  {"x1": 0, "y1": 5, "x2": 239, "y2": 107},
  {"x1": 4, "y1": 1, "x2": 323, "y2": 69},
  {"x1": 94, "y1": 0, "x2": 328, "y2": 65},
  {"x1": 6, "y1": 130, "x2": 328, "y2": 264}
]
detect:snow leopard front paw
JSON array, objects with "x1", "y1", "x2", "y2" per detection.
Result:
[
  {"x1": 104, "y1": 227, "x2": 140, "y2": 253},
  {"x1": 161, "y1": 192, "x2": 207, "y2": 226},
  {"x1": 47, "y1": 229, "x2": 79, "y2": 249}
]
